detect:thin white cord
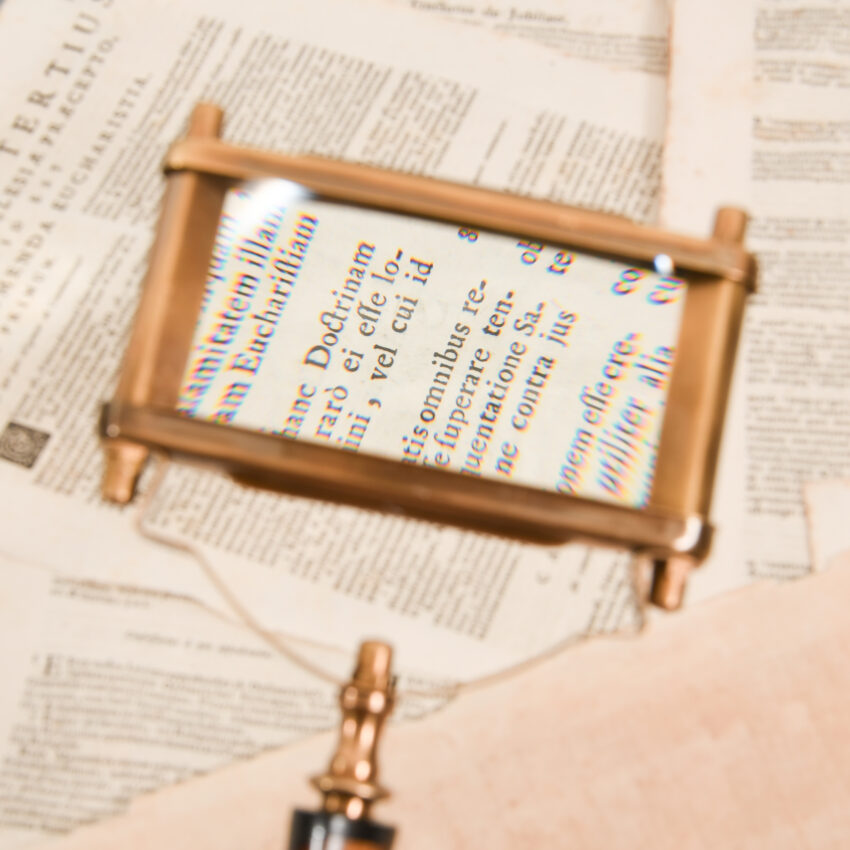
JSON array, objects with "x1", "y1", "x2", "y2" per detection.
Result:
[{"x1": 135, "y1": 455, "x2": 647, "y2": 703}]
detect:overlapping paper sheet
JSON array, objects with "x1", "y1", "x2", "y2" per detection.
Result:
[
  {"x1": 660, "y1": 0, "x2": 850, "y2": 601},
  {"x1": 0, "y1": 554, "x2": 343, "y2": 847},
  {"x1": 0, "y1": 0, "x2": 667, "y2": 844}
]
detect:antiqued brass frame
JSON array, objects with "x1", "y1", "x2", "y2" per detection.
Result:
[{"x1": 101, "y1": 103, "x2": 756, "y2": 608}]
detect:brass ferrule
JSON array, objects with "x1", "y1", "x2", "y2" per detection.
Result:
[{"x1": 312, "y1": 641, "x2": 395, "y2": 820}]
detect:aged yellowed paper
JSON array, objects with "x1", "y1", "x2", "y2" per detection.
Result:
[
  {"x1": 662, "y1": 0, "x2": 850, "y2": 601},
  {"x1": 0, "y1": 0, "x2": 664, "y2": 842}
]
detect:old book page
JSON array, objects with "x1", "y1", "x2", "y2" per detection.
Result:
[
  {"x1": 661, "y1": 0, "x2": 850, "y2": 601},
  {"x1": 0, "y1": 0, "x2": 660, "y2": 599},
  {"x1": 0, "y1": 554, "x2": 337, "y2": 848},
  {"x1": 0, "y1": 0, "x2": 666, "y2": 843}
]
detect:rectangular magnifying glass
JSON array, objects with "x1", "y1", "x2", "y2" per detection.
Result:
[{"x1": 100, "y1": 103, "x2": 755, "y2": 608}]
